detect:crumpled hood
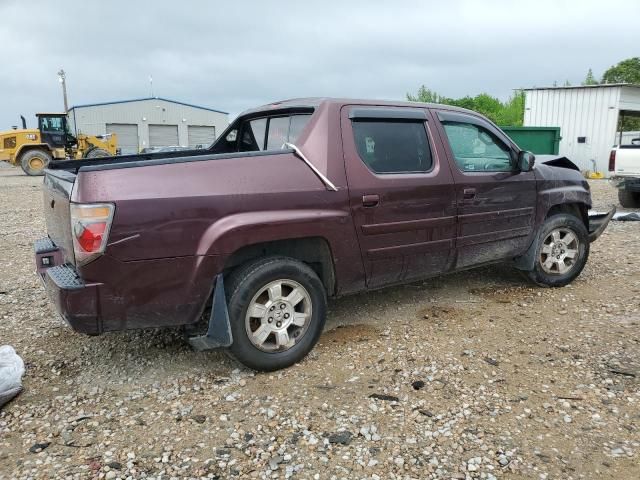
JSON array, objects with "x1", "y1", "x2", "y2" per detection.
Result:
[
  {"x1": 533, "y1": 154, "x2": 591, "y2": 209},
  {"x1": 534, "y1": 154, "x2": 586, "y2": 186},
  {"x1": 536, "y1": 155, "x2": 581, "y2": 172}
]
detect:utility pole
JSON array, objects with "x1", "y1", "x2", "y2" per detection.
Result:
[{"x1": 58, "y1": 69, "x2": 69, "y2": 113}]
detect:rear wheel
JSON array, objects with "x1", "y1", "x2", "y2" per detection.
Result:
[
  {"x1": 618, "y1": 189, "x2": 640, "y2": 208},
  {"x1": 526, "y1": 213, "x2": 589, "y2": 287},
  {"x1": 20, "y1": 149, "x2": 52, "y2": 176},
  {"x1": 83, "y1": 148, "x2": 110, "y2": 159},
  {"x1": 225, "y1": 256, "x2": 327, "y2": 371}
]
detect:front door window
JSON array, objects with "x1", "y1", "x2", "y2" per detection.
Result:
[{"x1": 442, "y1": 121, "x2": 515, "y2": 172}]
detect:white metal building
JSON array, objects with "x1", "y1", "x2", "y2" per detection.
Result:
[
  {"x1": 67, "y1": 97, "x2": 228, "y2": 154},
  {"x1": 524, "y1": 84, "x2": 640, "y2": 175}
]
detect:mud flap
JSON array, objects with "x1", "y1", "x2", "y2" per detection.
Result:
[
  {"x1": 588, "y1": 207, "x2": 616, "y2": 243},
  {"x1": 188, "y1": 274, "x2": 233, "y2": 351},
  {"x1": 512, "y1": 235, "x2": 538, "y2": 272}
]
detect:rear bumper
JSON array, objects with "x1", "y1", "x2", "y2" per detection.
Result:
[
  {"x1": 43, "y1": 264, "x2": 101, "y2": 334},
  {"x1": 35, "y1": 237, "x2": 222, "y2": 335},
  {"x1": 611, "y1": 177, "x2": 640, "y2": 192},
  {"x1": 35, "y1": 239, "x2": 101, "y2": 334}
]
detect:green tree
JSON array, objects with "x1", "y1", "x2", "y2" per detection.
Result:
[
  {"x1": 582, "y1": 68, "x2": 598, "y2": 85},
  {"x1": 406, "y1": 85, "x2": 444, "y2": 103},
  {"x1": 602, "y1": 57, "x2": 640, "y2": 84},
  {"x1": 406, "y1": 87, "x2": 525, "y2": 126},
  {"x1": 602, "y1": 58, "x2": 640, "y2": 132}
]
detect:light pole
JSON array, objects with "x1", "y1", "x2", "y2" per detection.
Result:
[{"x1": 58, "y1": 69, "x2": 69, "y2": 113}]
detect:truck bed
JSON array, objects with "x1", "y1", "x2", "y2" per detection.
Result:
[
  {"x1": 47, "y1": 147, "x2": 291, "y2": 175},
  {"x1": 47, "y1": 148, "x2": 215, "y2": 174}
]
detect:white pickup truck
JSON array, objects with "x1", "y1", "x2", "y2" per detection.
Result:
[{"x1": 609, "y1": 138, "x2": 640, "y2": 208}]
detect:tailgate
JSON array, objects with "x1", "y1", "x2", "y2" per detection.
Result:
[
  {"x1": 43, "y1": 169, "x2": 76, "y2": 265},
  {"x1": 615, "y1": 147, "x2": 640, "y2": 176}
]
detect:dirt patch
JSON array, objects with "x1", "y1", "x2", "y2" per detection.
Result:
[
  {"x1": 319, "y1": 323, "x2": 379, "y2": 345},
  {"x1": 416, "y1": 304, "x2": 462, "y2": 320}
]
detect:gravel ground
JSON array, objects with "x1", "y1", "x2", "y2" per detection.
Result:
[{"x1": 0, "y1": 162, "x2": 638, "y2": 480}]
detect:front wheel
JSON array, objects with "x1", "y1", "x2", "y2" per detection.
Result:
[
  {"x1": 526, "y1": 213, "x2": 589, "y2": 287},
  {"x1": 20, "y1": 149, "x2": 52, "y2": 176},
  {"x1": 83, "y1": 147, "x2": 110, "y2": 159},
  {"x1": 225, "y1": 256, "x2": 327, "y2": 371}
]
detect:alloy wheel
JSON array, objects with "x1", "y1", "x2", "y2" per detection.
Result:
[{"x1": 244, "y1": 279, "x2": 312, "y2": 352}]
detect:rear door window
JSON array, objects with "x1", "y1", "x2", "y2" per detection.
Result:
[{"x1": 352, "y1": 120, "x2": 432, "y2": 174}]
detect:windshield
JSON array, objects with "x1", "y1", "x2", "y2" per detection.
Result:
[{"x1": 40, "y1": 116, "x2": 71, "y2": 134}]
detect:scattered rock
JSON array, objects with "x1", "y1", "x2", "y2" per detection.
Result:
[
  {"x1": 411, "y1": 380, "x2": 425, "y2": 390},
  {"x1": 484, "y1": 356, "x2": 499, "y2": 366},
  {"x1": 28, "y1": 442, "x2": 51, "y2": 454},
  {"x1": 369, "y1": 393, "x2": 399, "y2": 402},
  {"x1": 328, "y1": 431, "x2": 352, "y2": 445}
]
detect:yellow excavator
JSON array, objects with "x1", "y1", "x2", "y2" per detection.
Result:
[{"x1": 0, "y1": 113, "x2": 117, "y2": 176}]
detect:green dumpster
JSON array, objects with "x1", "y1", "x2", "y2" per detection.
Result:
[{"x1": 499, "y1": 126, "x2": 561, "y2": 155}]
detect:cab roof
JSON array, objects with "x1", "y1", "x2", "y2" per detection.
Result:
[{"x1": 241, "y1": 97, "x2": 479, "y2": 117}]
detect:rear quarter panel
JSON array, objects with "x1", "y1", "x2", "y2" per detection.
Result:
[{"x1": 73, "y1": 151, "x2": 364, "y2": 296}]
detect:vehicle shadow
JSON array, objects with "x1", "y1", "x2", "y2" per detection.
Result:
[
  {"x1": 325, "y1": 263, "x2": 526, "y2": 331},
  {"x1": 63, "y1": 263, "x2": 528, "y2": 384}
]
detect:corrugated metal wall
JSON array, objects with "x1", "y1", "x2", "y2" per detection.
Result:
[
  {"x1": 68, "y1": 99, "x2": 228, "y2": 153},
  {"x1": 524, "y1": 86, "x2": 621, "y2": 174}
]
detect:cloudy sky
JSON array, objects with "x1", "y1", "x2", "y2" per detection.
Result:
[{"x1": 1, "y1": 0, "x2": 638, "y2": 127}]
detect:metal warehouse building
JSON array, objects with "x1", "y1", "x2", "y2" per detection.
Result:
[
  {"x1": 523, "y1": 84, "x2": 640, "y2": 175},
  {"x1": 67, "y1": 97, "x2": 228, "y2": 154}
]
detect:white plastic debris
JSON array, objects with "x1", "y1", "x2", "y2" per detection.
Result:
[{"x1": 0, "y1": 345, "x2": 25, "y2": 407}]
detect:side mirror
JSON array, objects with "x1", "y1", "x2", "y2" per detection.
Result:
[{"x1": 518, "y1": 151, "x2": 535, "y2": 172}]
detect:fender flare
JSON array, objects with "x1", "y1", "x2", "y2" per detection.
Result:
[
  {"x1": 196, "y1": 209, "x2": 350, "y2": 257},
  {"x1": 15, "y1": 144, "x2": 51, "y2": 162}
]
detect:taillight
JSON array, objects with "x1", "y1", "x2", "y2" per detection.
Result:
[
  {"x1": 608, "y1": 150, "x2": 616, "y2": 172},
  {"x1": 70, "y1": 203, "x2": 115, "y2": 265}
]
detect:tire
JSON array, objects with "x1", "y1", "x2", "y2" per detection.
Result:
[
  {"x1": 225, "y1": 256, "x2": 327, "y2": 371},
  {"x1": 618, "y1": 189, "x2": 640, "y2": 208},
  {"x1": 84, "y1": 148, "x2": 110, "y2": 159},
  {"x1": 20, "y1": 149, "x2": 52, "y2": 176},
  {"x1": 526, "y1": 213, "x2": 589, "y2": 287}
]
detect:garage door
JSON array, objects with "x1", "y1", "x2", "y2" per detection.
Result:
[
  {"x1": 106, "y1": 123, "x2": 139, "y2": 155},
  {"x1": 149, "y1": 124, "x2": 179, "y2": 147},
  {"x1": 188, "y1": 125, "x2": 216, "y2": 148}
]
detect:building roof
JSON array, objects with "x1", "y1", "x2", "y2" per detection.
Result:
[
  {"x1": 69, "y1": 96, "x2": 228, "y2": 114},
  {"x1": 523, "y1": 83, "x2": 640, "y2": 91}
]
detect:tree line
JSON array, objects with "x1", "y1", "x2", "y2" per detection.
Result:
[{"x1": 407, "y1": 57, "x2": 640, "y2": 129}]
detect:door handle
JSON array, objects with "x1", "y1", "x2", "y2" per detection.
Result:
[
  {"x1": 362, "y1": 194, "x2": 380, "y2": 207},
  {"x1": 463, "y1": 188, "x2": 476, "y2": 200}
]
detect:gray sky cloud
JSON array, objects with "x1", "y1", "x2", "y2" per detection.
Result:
[{"x1": 1, "y1": 0, "x2": 638, "y2": 127}]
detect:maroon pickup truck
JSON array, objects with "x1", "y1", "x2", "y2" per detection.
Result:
[{"x1": 35, "y1": 98, "x2": 614, "y2": 371}]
